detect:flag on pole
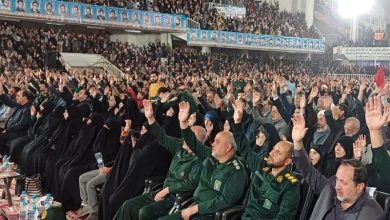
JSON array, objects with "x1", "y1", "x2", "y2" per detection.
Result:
[{"x1": 374, "y1": 65, "x2": 385, "y2": 89}]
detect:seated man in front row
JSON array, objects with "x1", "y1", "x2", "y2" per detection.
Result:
[
  {"x1": 291, "y1": 107, "x2": 384, "y2": 220},
  {"x1": 231, "y1": 99, "x2": 301, "y2": 219},
  {"x1": 113, "y1": 100, "x2": 205, "y2": 220}
]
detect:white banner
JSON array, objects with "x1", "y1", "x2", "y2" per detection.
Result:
[
  {"x1": 209, "y1": 3, "x2": 246, "y2": 19},
  {"x1": 333, "y1": 47, "x2": 390, "y2": 61}
]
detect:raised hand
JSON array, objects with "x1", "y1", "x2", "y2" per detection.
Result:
[
  {"x1": 232, "y1": 99, "x2": 245, "y2": 124},
  {"x1": 291, "y1": 113, "x2": 308, "y2": 144},
  {"x1": 299, "y1": 95, "x2": 306, "y2": 109},
  {"x1": 309, "y1": 86, "x2": 319, "y2": 100},
  {"x1": 205, "y1": 119, "x2": 214, "y2": 135},
  {"x1": 166, "y1": 107, "x2": 174, "y2": 117},
  {"x1": 365, "y1": 96, "x2": 390, "y2": 131},
  {"x1": 143, "y1": 100, "x2": 154, "y2": 120},
  {"x1": 256, "y1": 132, "x2": 266, "y2": 146},
  {"x1": 223, "y1": 120, "x2": 230, "y2": 132},
  {"x1": 214, "y1": 94, "x2": 223, "y2": 109},
  {"x1": 178, "y1": 101, "x2": 190, "y2": 123},
  {"x1": 353, "y1": 134, "x2": 366, "y2": 160}
]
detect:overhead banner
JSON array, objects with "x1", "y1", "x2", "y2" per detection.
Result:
[
  {"x1": 2, "y1": 0, "x2": 187, "y2": 31},
  {"x1": 187, "y1": 29, "x2": 326, "y2": 53},
  {"x1": 208, "y1": 3, "x2": 246, "y2": 19},
  {"x1": 333, "y1": 47, "x2": 390, "y2": 61}
]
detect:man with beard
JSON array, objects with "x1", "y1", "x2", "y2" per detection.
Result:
[
  {"x1": 231, "y1": 99, "x2": 300, "y2": 219},
  {"x1": 148, "y1": 72, "x2": 165, "y2": 100}
]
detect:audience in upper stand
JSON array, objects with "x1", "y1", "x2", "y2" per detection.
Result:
[{"x1": 58, "y1": 0, "x2": 320, "y2": 38}]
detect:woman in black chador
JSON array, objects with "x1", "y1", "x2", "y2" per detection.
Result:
[{"x1": 98, "y1": 123, "x2": 172, "y2": 220}]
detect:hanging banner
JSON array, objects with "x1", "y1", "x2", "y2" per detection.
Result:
[
  {"x1": 208, "y1": 3, "x2": 246, "y2": 19},
  {"x1": 187, "y1": 29, "x2": 326, "y2": 53},
  {"x1": 333, "y1": 47, "x2": 390, "y2": 61}
]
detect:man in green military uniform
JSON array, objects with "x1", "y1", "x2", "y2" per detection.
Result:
[
  {"x1": 113, "y1": 100, "x2": 206, "y2": 220},
  {"x1": 231, "y1": 99, "x2": 300, "y2": 219},
  {"x1": 157, "y1": 101, "x2": 248, "y2": 220}
]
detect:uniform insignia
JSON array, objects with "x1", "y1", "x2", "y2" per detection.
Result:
[
  {"x1": 262, "y1": 167, "x2": 270, "y2": 172},
  {"x1": 214, "y1": 180, "x2": 222, "y2": 191},
  {"x1": 276, "y1": 176, "x2": 283, "y2": 183},
  {"x1": 180, "y1": 171, "x2": 185, "y2": 177},
  {"x1": 264, "y1": 157, "x2": 268, "y2": 161},
  {"x1": 285, "y1": 173, "x2": 298, "y2": 184},
  {"x1": 263, "y1": 198, "x2": 272, "y2": 210},
  {"x1": 232, "y1": 160, "x2": 240, "y2": 170}
]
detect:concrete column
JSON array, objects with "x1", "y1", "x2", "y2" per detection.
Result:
[
  {"x1": 304, "y1": 0, "x2": 314, "y2": 26},
  {"x1": 201, "y1": 46, "x2": 210, "y2": 54},
  {"x1": 160, "y1": 33, "x2": 172, "y2": 47},
  {"x1": 350, "y1": 16, "x2": 359, "y2": 43}
]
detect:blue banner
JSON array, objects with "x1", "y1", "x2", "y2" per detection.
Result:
[
  {"x1": 4, "y1": 0, "x2": 188, "y2": 31},
  {"x1": 187, "y1": 29, "x2": 326, "y2": 53}
]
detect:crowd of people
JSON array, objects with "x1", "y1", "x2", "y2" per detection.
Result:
[
  {"x1": 0, "y1": 16, "x2": 389, "y2": 220},
  {"x1": 0, "y1": 50, "x2": 388, "y2": 219},
  {"x1": 59, "y1": 0, "x2": 321, "y2": 38}
]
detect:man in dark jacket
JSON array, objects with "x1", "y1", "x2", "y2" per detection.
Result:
[
  {"x1": 291, "y1": 113, "x2": 384, "y2": 220},
  {"x1": 0, "y1": 88, "x2": 32, "y2": 155}
]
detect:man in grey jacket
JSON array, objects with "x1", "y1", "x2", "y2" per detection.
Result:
[{"x1": 291, "y1": 113, "x2": 384, "y2": 220}]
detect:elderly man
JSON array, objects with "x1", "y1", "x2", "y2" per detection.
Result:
[
  {"x1": 157, "y1": 101, "x2": 249, "y2": 220},
  {"x1": 344, "y1": 117, "x2": 361, "y2": 140},
  {"x1": 291, "y1": 111, "x2": 384, "y2": 220}
]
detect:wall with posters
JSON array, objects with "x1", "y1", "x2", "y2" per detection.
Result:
[
  {"x1": 187, "y1": 29, "x2": 326, "y2": 53},
  {"x1": 0, "y1": 0, "x2": 187, "y2": 31},
  {"x1": 0, "y1": 0, "x2": 325, "y2": 53}
]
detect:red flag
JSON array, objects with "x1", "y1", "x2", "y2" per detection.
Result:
[{"x1": 374, "y1": 66, "x2": 385, "y2": 89}]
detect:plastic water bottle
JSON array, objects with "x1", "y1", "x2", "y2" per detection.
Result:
[
  {"x1": 2, "y1": 155, "x2": 9, "y2": 171},
  {"x1": 20, "y1": 191, "x2": 28, "y2": 204},
  {"x1": 27, "y1": 195, "x2": 38, "y2": 220},
  {"x1": 19, "y1": 191, "x2": 29, "y2": 220},
  {"x1": 44, "y1": 194, "x2": 53, "y2": 210},
  {"x1": 19, "y1": 200, "x2": 28, "y2": 220},
  {"x1": 94, "y1": 152, "x2": 104, "y2": 168}
]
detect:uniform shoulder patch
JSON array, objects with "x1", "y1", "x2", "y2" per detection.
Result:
[
  {"x1": 284, "y1": 173, "x2": 299, "y2": 184},
  {"x1": 232, "y1": 160, "x2": 241, "y2": 170},
  {"x1": 262, "y1": 167, "x2": 270, "y2": 173}
]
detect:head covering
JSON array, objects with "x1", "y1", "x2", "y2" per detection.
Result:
[
  {"x1": 77, "y1": 102, "x2": 92, "y2": 118},
  {"x1": 92, "y1": 118, "x2": 122, "y2": 165},
  {"x1": 88, "y1": 113, "x2": 105, "y2": 128},
  {"x1": 40, "y1": 101, "x2": 55, "y2": 117},
  {"x1": 337, "y1": 135, "x2": 354, "y2": 159},
  {"x1": 255, "y1": 123, "x2": 280, "y2": 156}
]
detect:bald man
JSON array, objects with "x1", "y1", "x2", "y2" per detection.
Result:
[
  {"x1": 156, "y1": 101, "x2": 249, "y2": 220},
  {"x1": 344, "y1": 117, "x2": 361, "y2": 140},
  {"x1": 231, "y1": 99, "x2": 300, "y2": 219},
  {"x1": 113, "y1": 101, "x2": 206, "y2": 220}
]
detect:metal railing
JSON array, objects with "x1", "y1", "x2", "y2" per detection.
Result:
[
  {"x1": 321, "y1": 73, "x2": 373, "y2": 78},
  {"x1": 188, "y1": 18, "x2": 200, "y2": 29}
]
